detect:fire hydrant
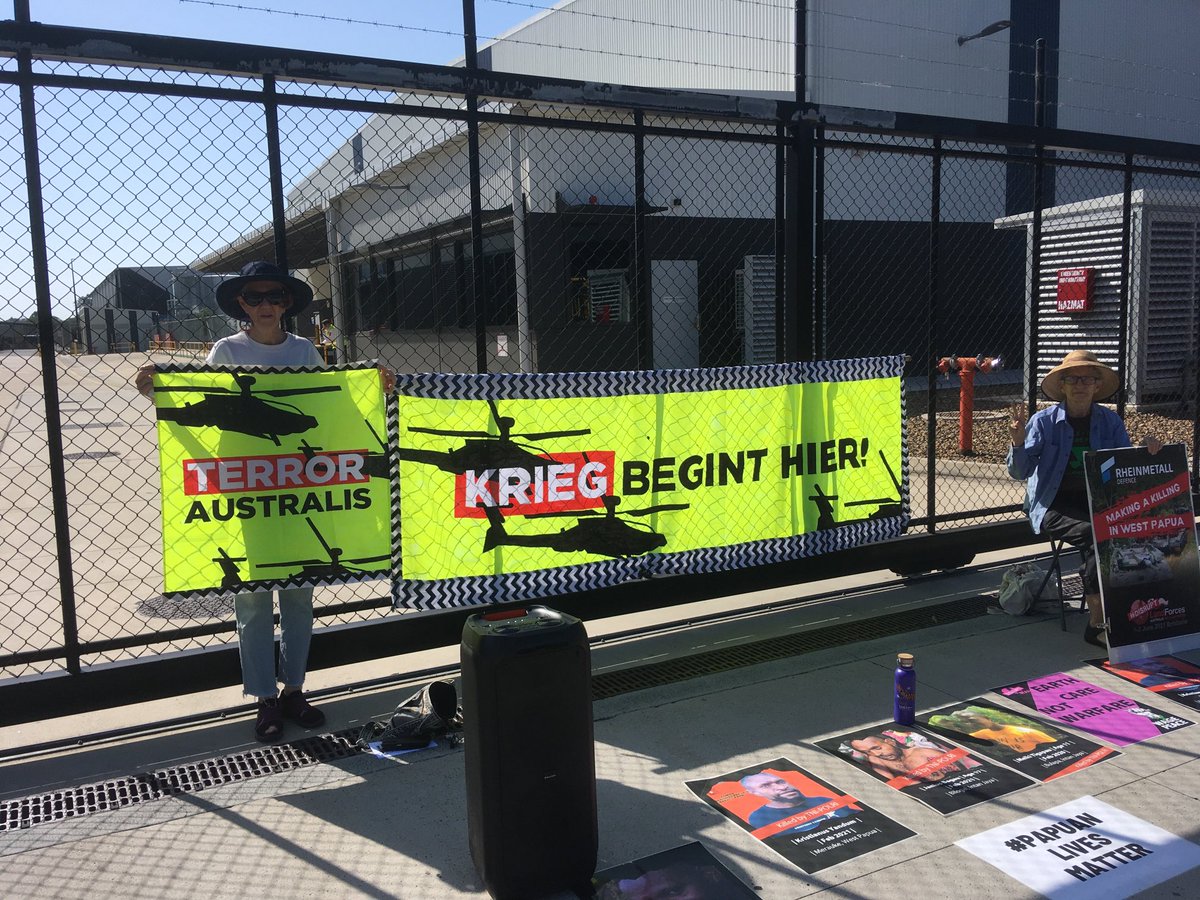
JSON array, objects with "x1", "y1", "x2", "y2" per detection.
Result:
[{"x1": 937, "y1": 355, "x2": 1001, "y2": 455}]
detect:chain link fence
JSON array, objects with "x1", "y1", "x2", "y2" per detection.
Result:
[{"x1": 2, "y1": 22, "x2": 1200, "y2": 694}]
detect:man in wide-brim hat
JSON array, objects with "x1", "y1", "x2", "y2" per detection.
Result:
[{"x1": 1007, "y1": 350, "x2": 1161, "y2": 649}]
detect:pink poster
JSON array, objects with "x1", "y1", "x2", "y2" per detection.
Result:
[{"x1": 994, "y1": 673, "x2": 1192, "y2": 746}]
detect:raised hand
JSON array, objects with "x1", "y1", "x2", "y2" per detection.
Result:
[{"x1": 1009, "y1": 402, "x2": 1027, "y2": 446}]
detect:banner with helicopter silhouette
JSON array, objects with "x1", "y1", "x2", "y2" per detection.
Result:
[
  {"x1": 154, "y1": 364, "x2": 396, "y2": 597},
  {"x1": 392, "y1": 356, "x2": 908, "y2": 609}
]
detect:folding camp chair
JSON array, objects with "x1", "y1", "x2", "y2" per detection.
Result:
[{"x1": 1032, "y1": 537, "x2": 1087, "y2": 630}]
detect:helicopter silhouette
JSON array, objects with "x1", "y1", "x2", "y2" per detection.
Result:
[
  {"x1": 398, "y1": 398, "x2": 591, "y2": 476},
  {"x1": 156, "y1": 371, "x2": 342, "y2": 446},
  {"x1": 842, "y1": 450, "x2": 905, "y2": 520},
  {"x1": 254, "y1": 516, "x2": 391, "y2": 579},
  {"x1": 808, "y1": 450, "x2": 905, "y2": 529},
  {"x1": 296, "y1": 418, "x2": 391, "y2": 481},
  {"x1": 212, "y1": 547, "x2": 247, "y2": 591},
  {"x1": 480, "y1": 494, "x2": 689, "y2": 558}
]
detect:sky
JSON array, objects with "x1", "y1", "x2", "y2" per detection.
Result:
[
  {"x1": 7, "y1": 1, "x2": 559, "y2": 319},
  {"x1": 29, "y1": 1, "x2": 555, "y2": 65}
]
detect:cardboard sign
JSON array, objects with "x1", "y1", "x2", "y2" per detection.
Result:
[
  {"x1": 919, "y1": 698, "x2": 1119, "y2": 782},
  {"x1": 592, "y1": 842, "x2": 758, "y2": 899},
  {"x1": 957, "y1": 797, "x2": 1200, "y2": 898},
  {"x1": 1084, "y1": 444, "x2": 1200, "y2": 661},
  {"x1": 684, "y1": 757, "x2": 915, "y2": 873},
  {"x1": 995, "y1": 673, "x2": 1192, "y2": 746},
  {"x1": 1088, "y1": 655, "x2": 1200, "y2": 712},
  {"x1": 814, "y1": 724, "x2": 1034, "y2": 815}
]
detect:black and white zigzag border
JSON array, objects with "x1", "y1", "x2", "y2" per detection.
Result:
[{"x1": 396, "y1": 356, "x2": 904, "y2": 401}]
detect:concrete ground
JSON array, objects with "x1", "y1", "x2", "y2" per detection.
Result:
[{"x1": 3, "y1": 548, "x2": 1199, "y2": 900}]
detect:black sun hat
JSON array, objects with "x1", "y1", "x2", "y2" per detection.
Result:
[{"x1": 216, "y1": 260, "x2": 314, "y2": 321}]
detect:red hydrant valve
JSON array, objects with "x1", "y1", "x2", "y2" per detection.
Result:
[{"x1": 937, "y1": 355, "x2": 1001, "y2": 455}]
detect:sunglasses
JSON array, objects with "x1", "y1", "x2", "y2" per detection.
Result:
[
  {"x1": 240, "y1": 289, "x2": 291, "y2": 307},
  {"x1": 1061, "y1": 375, "x2": 1100, "y2": 385}
]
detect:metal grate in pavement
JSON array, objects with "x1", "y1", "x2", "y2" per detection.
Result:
[
  {"x1": 3, "y1": 595, "x2": 989, "y2": 831},
  {"x1": 590, "y1": 595, "x2": 990, "y2": 699},
  {"x1": 1, "y1": 730, "x2": 360, "y2": 832}
]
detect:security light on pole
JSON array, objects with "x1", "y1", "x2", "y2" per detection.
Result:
[{"x1": 957, "y1": 19, "x2": 1011, "y2": 46}]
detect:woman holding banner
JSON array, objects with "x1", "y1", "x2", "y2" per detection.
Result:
[
  {"x1": 137, "y1": 260, "x2": 395, "y2": 742},
  {"x1": 1008, "y1": 350, "x2": 1160, "y2": 649}
]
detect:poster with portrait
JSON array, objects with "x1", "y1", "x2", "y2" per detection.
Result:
[
  {"x1": 1088, "y1": 655, "x2": 1200, "y2": 712},
  {"x1": 994, "y1": 673, "x2": 1193, "y2": 746},
  {"x1": 814, "y1": 724, "x2": 1034, "y2": 815},
  {"x1": 684, "y1": 757, "x2": 915, "y2": 874},
  {"x1": 1084, "y1": 444, "x2": 1200, "y2": 662},
  {"x1": 591, "y1": 842, "x2": 758, "y2": 900},
  {"x1": 919, "y1": 698, "x2": 1120, "y2": 782}
]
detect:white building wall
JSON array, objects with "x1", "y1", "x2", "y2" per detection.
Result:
[
  {"x1": 1058, "y1": 0, "x2": 1200, "y2": 145},
  {"x1": 478, "y1": 0, "x2": 791, "y2": 94},
  {"x1": 808, "y1": 0, "x2": 1011, "y2": 120},
  {"x1": 332, "y1": 125, "x2": 512, "y2": 253}
]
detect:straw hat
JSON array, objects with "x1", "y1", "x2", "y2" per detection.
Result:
[{"x1": 1041, "y1": 349, "x2": 1119, "y2": 402}]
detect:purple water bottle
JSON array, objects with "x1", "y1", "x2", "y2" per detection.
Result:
[{"x1": 894, "y1": 653, "x2": 916, "y2": 725}]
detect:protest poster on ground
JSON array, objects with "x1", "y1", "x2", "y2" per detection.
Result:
[
  {"x1": 1084, "y1": 444, "x2": 1200, "y2": 662},
  {"x1": 591, "y1": 842, "x2": 758, "y2": 900},
  {"x1": 154, "y1": 365, "x2": 395, "y2": 596},
  {"x1": 813, "y1": 724, "x2": 1034, "y2": 815},
  {"x1": 684, "y1": 757, "x2": 915, "y2": 874},
  {"x1": 994, "y1": 673, "x2": 1193, "y2": 746},
  {"x1": 1088, "y1": 655, "x2": 1200, "y2": 712},
  {"x1": 919, "y1": 698, "x2": 1119, "y2": 782},
  {"x1": 956, "y1": 796, "x2": 1200, "y2": 899},
  {"x1": 393, "y1": 357, "x2": 906, "y2": 609}
]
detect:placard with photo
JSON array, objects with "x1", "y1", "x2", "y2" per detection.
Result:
[{"x1": 684, "y1": 757, "x2": 915, "y2": 873}]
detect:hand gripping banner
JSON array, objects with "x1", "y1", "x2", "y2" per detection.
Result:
[
  {"x1": 154, "y1": 364, "x2": 397, "y2": 597},
  {"x1": 393, "y1": 357, "x2": 908, "y2": 609}
]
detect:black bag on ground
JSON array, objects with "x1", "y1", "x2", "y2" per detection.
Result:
[{"x1": 357, "y1": 680, "x2": 463, "y2": 751}]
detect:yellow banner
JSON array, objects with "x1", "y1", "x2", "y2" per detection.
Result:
[
  {"x1": 394, "y1": 361, "x2": 904, "y2": 607},
  {"x1": 155, "y1": 366, "x2": 393, "y2": 596}
]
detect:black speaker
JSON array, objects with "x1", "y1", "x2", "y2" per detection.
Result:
[{"x1": 462, "y1": 605, "x2": 597, "y2": 900}]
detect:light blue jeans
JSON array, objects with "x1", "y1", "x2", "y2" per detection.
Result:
[{"x1": 234, "y1": 588, "x2": 314, "y2": 699}]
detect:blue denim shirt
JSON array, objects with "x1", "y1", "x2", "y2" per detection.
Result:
[{"x1": 1006, "y1": 402, "x2": 1130, "y2": 533}]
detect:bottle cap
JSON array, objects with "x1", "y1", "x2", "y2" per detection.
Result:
[{"x1": 897, "y1": 652, "x2": 914, "y2": 667}]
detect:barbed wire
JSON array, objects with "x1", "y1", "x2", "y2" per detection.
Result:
[
  {"x1": 172, "y1": 0, "x2": 1200, "y2": 133},
  {"x1": 481, "y1": 0, "x2": 793, "y2": 47},
  {"x1": 178, "y1": 0, "x2": 792, "y2": 78}
]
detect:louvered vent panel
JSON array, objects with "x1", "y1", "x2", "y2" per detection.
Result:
[
  {"x1": 1143, "y1": 217, "x2": 1199, "y2": 397},
  {"x1": 742, "y1": 254, "x2": 776, "y2": 364},
  {"x1": 1034, "y1": 219, "x2": 1125, "y2": 384}
]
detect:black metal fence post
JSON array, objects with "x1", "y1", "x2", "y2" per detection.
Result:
[
  {"x1": 633, "y1": 109, "x2": 652, "y2": 369},
  {"x1": 813, "y1": 124, "x2": 825, "y2": 360},
  {"x1": 1026, "y1": 40, "x2": 1048, "y2": 417},
  {"x1": 14, "y1": 0, "x2": 81, "y2": 674},
  {"x1": 463, "y1": 0, "x2": 488, "y2": 374},
  {"x1": 926, "y1": 139, "x2": 942, "y2": 532},
  {"x1": 263, "y1": 74, "x2": 289, "y2": 272},
  {"x1": 774, "y1": 124, "x2": 786, "y2": 363},
  {"x1": 1116, "y1": 153, "x2": 1133, "y2": 418}
]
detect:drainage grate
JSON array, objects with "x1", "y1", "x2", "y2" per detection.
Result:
[
  {"x1": 1, "y1": 730, "x2": 360, "y2": 832},
  {"x1": 590, "y1": 595, "x2": 990, "y2": 699},
  {"x1": 3, "y1": 595, "x2": 990, "y2": 832}
]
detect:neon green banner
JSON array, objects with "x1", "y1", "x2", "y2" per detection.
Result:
[
  {"x1": 154, "y1": 366, "x2": 393, "y2": 596},
  {"x1": 393, "y1": 358, "x2": 906, "y2": 608}
]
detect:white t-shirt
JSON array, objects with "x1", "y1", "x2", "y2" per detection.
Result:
[{"x1": 206, "y1": 331, "x2": 324, "y2": 367}]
